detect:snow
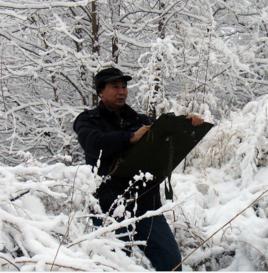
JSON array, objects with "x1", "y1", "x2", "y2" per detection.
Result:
[
  {"x1": 166, "y1": 96, "x2": 268, "y2": 270},
  {"x1": 0, "y1": 97, "x2": 268, "y2": 271}
]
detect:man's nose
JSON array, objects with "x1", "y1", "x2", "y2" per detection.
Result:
[{"x1": 117, "y1": 87, "x2": 127, "y2": 93}]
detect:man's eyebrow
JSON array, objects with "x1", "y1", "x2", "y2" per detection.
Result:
[{"x1": 111, "y1": 82, "x2": 127, "y2": 86}]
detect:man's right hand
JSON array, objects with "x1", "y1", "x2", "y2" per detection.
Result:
[{"x1": 130, "y1": 125, "x2": 151, "y2": 143}]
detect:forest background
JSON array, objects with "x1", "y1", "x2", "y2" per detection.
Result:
[{"x1": 0, "y1": 0, "x2": 267, "y2": 271}]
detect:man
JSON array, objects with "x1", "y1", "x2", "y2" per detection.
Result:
[{"x1": 73, "y1": 67, "x2": 203, "y2": 271}]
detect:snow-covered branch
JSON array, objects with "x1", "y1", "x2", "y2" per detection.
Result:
[{"x1": 0, "y1": 1, "x2": 93, "y2": 10}]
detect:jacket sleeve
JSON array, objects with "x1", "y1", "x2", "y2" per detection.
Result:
[
  {"x1": 73, "y1": 113, "x2": 132, "y2": 159},
  {"x1": 138, "y1": 114, "x2": 155, "y2": 125}
]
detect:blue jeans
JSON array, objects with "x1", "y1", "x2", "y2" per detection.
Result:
[
  {"x1": 135, "y1": 215, "x2": 182, "y2": 271},
  {"x1": 93, "y1": 214, "x2": 182, "y2": 271}
]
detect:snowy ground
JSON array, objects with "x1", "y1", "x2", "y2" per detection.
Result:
[{"x1": 0, "y1": 96, "x2": 267, "y2": 271}]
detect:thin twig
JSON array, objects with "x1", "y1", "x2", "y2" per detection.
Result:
[
  {"x1": 14, "y1": 260, "x2": 87, "y2": 271},
  {"x1": 50, "y1": 166, "x2": 80, "y2": 271},
  {"x1": 172, "y1": 189, "x2": 268, "y2": 271},
  {"x1": 67, "y1": 204, "x2": 179, "y2": 249},
  {"x1": 202, "y1": 30, "x2": 212, "y2": 102},
  {"x1": 10, "y1": 190, "x2": 30, "y2": 202},
  {"x1": 188, "y1": 66, "x2": 231, "y2": 94},
  {"x1": 13, "y1": 259, "x2": 118, "y2": 271},
  {"x1": 60, "y1": 72, "x2": 87, "y2": 105},
  {"x1": 0, "y1": 255, "x2": 20, "y2": 271},
  {"x1": 0, "y1": 42, "x2": 7, "y2": 112}
]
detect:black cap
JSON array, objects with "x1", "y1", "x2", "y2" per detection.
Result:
[{"x1": 94, "y1": 67, "x2": 132, "y2": 94}]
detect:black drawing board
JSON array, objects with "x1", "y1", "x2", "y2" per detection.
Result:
[{"x1": 112, "y1": 113, "x2": 214, "y2": 181}]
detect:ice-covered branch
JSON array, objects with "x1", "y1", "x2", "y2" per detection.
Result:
[
  {"x1": 0, "y1": 1, "x2": 93, "y2": 10},
  {"x1": 0, "y1": 10, "x2": 27, "y2": 20}
]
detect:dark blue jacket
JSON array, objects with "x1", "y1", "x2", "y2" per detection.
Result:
[{"x1": 73, "y1": 102, "x2": 161, "y2": 214}]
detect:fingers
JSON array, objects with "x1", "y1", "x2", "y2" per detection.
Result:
[
  {"x1": 141, "y1": 125, "x2": 151, "y2": 132},
  {"x1": 186, "y1": 114, "x2": 204, "y2": 126},
  {"x1": 130, "y1": 125, "x2": 151, "y2": 143},
  {"x1": 137, "y1": 125, "x2": 151, "y2": 137}
]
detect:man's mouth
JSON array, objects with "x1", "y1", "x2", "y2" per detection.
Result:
[{"x1": 117, "y1": 97, "x2": 126, "y2": 102}]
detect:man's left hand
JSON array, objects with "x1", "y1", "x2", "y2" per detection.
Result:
[{"x1": 186, "y1": 114, "x2": 204, "y2": 126}]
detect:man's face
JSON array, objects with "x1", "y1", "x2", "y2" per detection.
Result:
[{"x1": 99, "y1": 80, "x2": 128, "y2": 110}]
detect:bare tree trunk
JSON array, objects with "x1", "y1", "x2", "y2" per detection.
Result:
[
  {"x1": 0, "y1": 43, "x2": 7, "y2": 112},
  {"x1": 91, "y1": 0, "x2": 100, "y2": 106},
  {"x1": 51, "y1": 74, "x2": 59, "y2": 102},
  {"x1": 112, "y1": 33, "x2": 119, "y2": 64},
  {"x1": 109, "y1": 0, "x2": 121, "y2": 64},
  {"x1": 40, "y1": 31, "x2": 59, "y2": 103},
  {"x1": 69, "y1": 7, "x2": 89, "y2": 106},
  {"x1": 148, "y1": 1, "x2": 165, "y2": 119},
  {"x1": 158, "y1": 1, "x2": 166, "y2": 40}
]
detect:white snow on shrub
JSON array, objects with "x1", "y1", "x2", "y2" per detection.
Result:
[{"x1": 0, "y1": 96, "x2": 268, "y2": 271}]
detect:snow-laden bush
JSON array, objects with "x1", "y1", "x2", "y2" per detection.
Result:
[
  {"x1": 0, "y1": 162, "x2": 155, "y2": 271},
  {"x1": 187, "y1": 94, "x2": 268, "y2": 184},
  {"x1": 1, "y1": 100, "x2": 84, "y2": 166},
  {"x1": 1, "y1": 96, "x2": 268, "y2": 271},
  {"x1": 163, "y1": 95, "x2": 268, "y2": 270}
]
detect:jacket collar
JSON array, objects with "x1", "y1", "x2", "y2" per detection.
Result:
[{"x1": 98, "y1": 101, "x2": 138, "y2": 120}]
